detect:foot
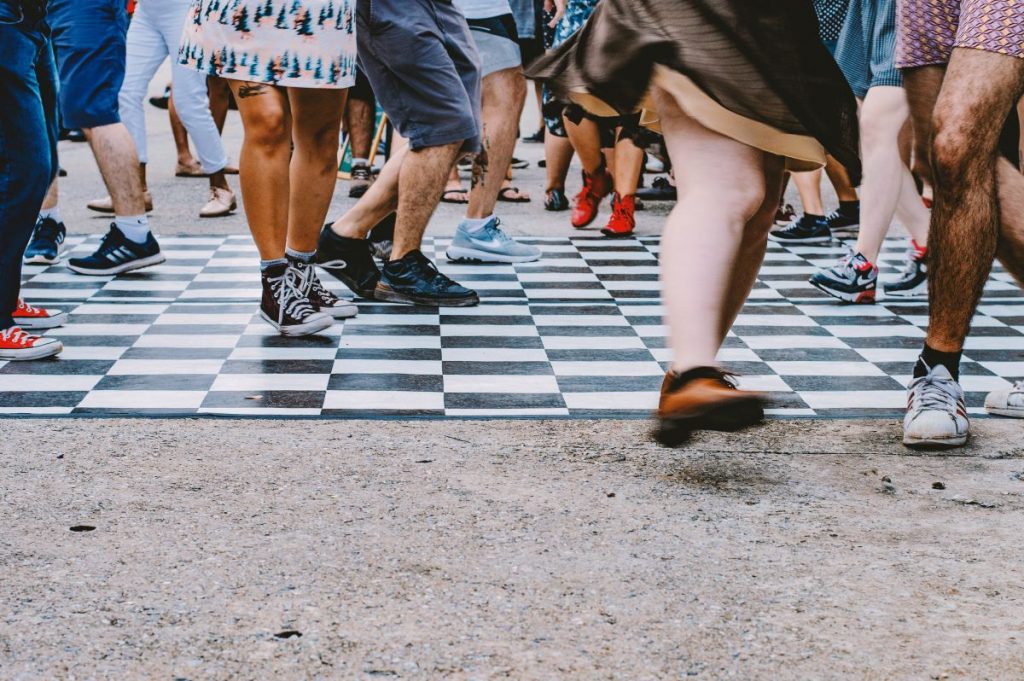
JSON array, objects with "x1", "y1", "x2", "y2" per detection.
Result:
[
  {"x1": 903, "y1": 364, "x2": 969, "y2": 449},
  {"x1": 67, "y1": 224, "x2": 166, "y2": 276},
  {"x1": 883, "y1": 241, "x2": 928, "y2": 298},
  {"x1": 376, "y1": 250, "x2": 479, "y2": 307},
  {"x1": 13, "y1": 299, "x2": 67, "y2": 330},
  {"x1": 544, "y1": 188, "x2": 569, "y2": 212},
  {"x1": 635, "y1": 176, "x2": 677, "y2": 201},
  {"x1": 199, "y1": 186, "x2": 237, "y2": 218},
  {"x1": 349, "y1": 163, "x2": 372, "y2": 198},
  {"x1": 0, "y1": 326, "x2": 63, "y2": 361},
  {"x1": 809, "y1": 252, "x2": 877, "y2": 304},
  {"x1": 260, "y1": 262, "x2": 335, "y2": 336},
  {"x1": 571, "y1": 166, "x2": 613, "y2": 228},
  {"x1": 654, "y1": 367, "x2": 765, "y2": 446},
  {"x1": 175, "y1": 159, "x2": 205, "y2": 177},
  {"x1": 446, "y1": 217, "x2": 542, "y2": 264},
  {"x1": 826, "y1": 205, "x2": 860, "y2": 237},
  {"x1": 768, "y1": 214, "x2": 832, "y2": 244},
  {"x1": 149, "y1": 85, "x2": 171, "y2": 110},
  {"x1": 87, "y1": 191, "x2": 154, "y2": 214},
  {"x1": 287, "y1": 257, "x2": 358, "y2": 319},
  {"x1": 600, "y1": 192, "x2": 636, "y2": 238},
  {"x1": 985, "y1": 380, "x2": 1024, "y2": 418},
  {"x1": 315, "y1": 224, "x2": 381, "y2": 299},
  {"x1": 23, "y1": 215, "x2": 67, "y2": 264}
]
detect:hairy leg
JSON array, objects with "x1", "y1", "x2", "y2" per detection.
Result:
[
  {"x1": 927, "y1": 48, "x2": 1024, "y2": 352},
  {"x1": 286, "y1": 87, "x2": 347, "y2": 252},
  {"x1": 903, "y1": 65, "x2": 946, "y2": 197},
  {"x1": 853, "y1": 86, "x2": 921, "y2": 263},
  {"x1": 996, "y1": 158, "x2": 1024, "y2": 285},
  {"x1": 83, "y1": 123, "x2": 146, "y2": 215},
  {"x1": 345, "y1": 92, "x2": 375, "y2": 160},
  {"x1": 392, "y1": 141, "x2": 463, "y2": 260},
  {"x1": 228, "y1": 81, "x2": 291, "y2": 260},
  {"x1": 792, "y1": 168, "x2": 825, "y2": 215},
  {"x1": 650, "y1": 85, "x2": 774, "y2": 372},
  {"x1": 466, "y1": 67, "x2": 526, "y2": 219}
]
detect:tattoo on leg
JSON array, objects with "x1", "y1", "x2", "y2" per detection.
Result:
[{"x1": 238, "y1": 83, "x2": 268, "y2": 99}]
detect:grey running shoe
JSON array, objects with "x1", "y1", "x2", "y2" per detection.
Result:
[
  {"x1": 809, "y1": 252, "x2": 878, "y2": 303},
  {"x1": 985, "y1": 380, "x2": 1024, "y2": 418},
  {"x1": 883, "y1": 242, "x2": 927, "y2": 298},
  {"x1": 903, "y1": 364, "x2": 969, "y2": 449},
  {"x1": 446, "y1": 217, "x2": 542, "y2": 263}
]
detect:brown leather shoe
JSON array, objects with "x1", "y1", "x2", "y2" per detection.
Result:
[{"x1": 654, "y1": 367, "x2": 765, "y2": 446}]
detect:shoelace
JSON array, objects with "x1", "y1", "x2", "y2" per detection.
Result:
[
  {"x1": 480, "y1": 218, "x2": 512, "y2": 245},
  {"x1": 269, "y1": 266, "x2": 318, "y2": 325},
  {"x1": 34, "y1": 220, "x2": 63, "y2": 243},
  {"x1": 0, "y1": 326, "x2": 37, "y2": 347},
  {"x1": 294, "y1": 261, "x2": 340, "y2": 304},
  {"x1": 897, "y1": 247, "x2": 924, "y2": 277},
  {"x1": 16, "y1": 300, "x2": 43, "y2": 316},
  {"x1": 910, "y1": 373, "x2": 962, "y2": 414}
]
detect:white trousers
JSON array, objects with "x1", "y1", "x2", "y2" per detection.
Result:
[{"x1": 118, "y1": 0, "x2": 227, "y2": 174}]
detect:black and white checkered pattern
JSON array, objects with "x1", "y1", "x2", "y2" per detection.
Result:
[{"x1": 8, "y1": 234, "x2": 1023, "y2": 417}]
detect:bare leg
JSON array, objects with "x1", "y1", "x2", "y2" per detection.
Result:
[
  {"x1": 82, "y1": 123, "x2": 146, "y2": 216},
  {"x1": 612, "y1": 134, "x2": 644, "y2": 196},
  {"x1": 852, "y1": 86, "x2": 928, "y2": 263},
  {"x1": 392, "y1": 141, "x2": 463, "y2": 260},
  {"x1": 792, "y1": 168, "x2": 825, "y2": 215},
  {"x1": 345, "y1": 93, "x2": 374, "y2": 160},
  {"x1": 996, "y1": 158, "x2": 1024, "y2": 284},
  {"x1": 466, "y1": 67, "x2": 525, "y2": 219},
  {"x1": 903, "y1": 65, "x2": 946, "y2": 202},
  {"x1": 207, "y1": 76, "x2": 231, "y2": 134},
  {"x1": 927, "y1": 49, "x2": 1024, "y2": 352},
  {"x1": 168, "y1": 91, "x2": 197, "y2": 168},
  {"x1": 40, "y1": 178, "x2": 58, "y2": 211},
  {"x1": 824, "y1": 156, "x2": 858, "y2": 203},
  {"x1": 564, "y1": 116, "x2": 603, "y2": 174},
  {"x1": 544, "y1": 131, "x2": 574, "y2": 192},
  {"x1": 228, "y1": 81, "x2": 291, "y2": 260},
  {"x1": 286, "y1": 88, "x2": 347, "y2": 252},
  {"x1": 331, "y1": 143, "x2": 406, "y2": 239},
  {"x1": 650, "y1": 85, "x2": 779, "y2": 372}
]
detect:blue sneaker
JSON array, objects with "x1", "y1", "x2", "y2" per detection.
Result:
[
  {"x1": 67, "y1": 224, "x2": 165, "y2": 276},
  {"x1": 445, "y1": 217, "x2": 542, "y2": 263},
  {"x1": 23, "y1": 216, "x2": 67, "y2": 264}
]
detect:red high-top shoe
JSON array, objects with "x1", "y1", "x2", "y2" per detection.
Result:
[
  {"x1": 601, "y1": 193, "x2": 636, "y2": 238},
  {"x1": 570, "y1": 166, "x2": 613, "y2": 228}
]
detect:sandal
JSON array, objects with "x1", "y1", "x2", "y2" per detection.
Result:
[
  {"x1": 441, "y1": 188, "x2": 469, "y2": 204},
  {"x1": 497, "y1": 186, "x2": 531, "y2": 203}
]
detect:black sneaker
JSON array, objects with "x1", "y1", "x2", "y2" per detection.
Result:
[
  {"x1": 510, "y1": 157, "x2": 529, "y2": 170},
  {"x1": 768, "y1": 214, "x2": 832, "y2": 244},
  {"x1": 23, "y1": 216, "x2": 67, "y2": 264},
  {"x1": 636, "y1": 176, "x2": 677, "y2": 201},
  {"x1": 349, "y1": 163, "x2": 371, "y2": 198},
  {"x1": 260, "y1": 263, "x2": 335, "y2": 336},
  {"x1": 544, "y1": 188, "x2": 569, "y2": 212},
  {"x1": 316, "y1": 223, "x2": 381, "y2": 298},
  {"x1": 376, "y1": 250, "x2": 479, "y2": 307},
  {"x1": 809, "y1": 252, "x2": 878, "y2": 304},
  {"x1": 826, "y1": 205, "x2": 860, "y2": 236},
  {"x1": 523, "y1": 129, "x2": 545, "y2": 143},
  {"x1": 67, "y1": 224, "x2": 165, "y2": 276},
  {"x1": 884, "y1": 242, "x2": 928, "y2": 298}
]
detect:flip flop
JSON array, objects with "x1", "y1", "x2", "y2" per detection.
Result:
[
  {"x1": 441, "y1": 188, "x2": 469, "y2": 204},
  {"x1": 497, "y1": 186, "x2": 531, "y2": 203}
]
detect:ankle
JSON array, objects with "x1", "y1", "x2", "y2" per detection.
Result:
[{"x1": 915, "y1": 343, "x2": 962, "y2": 380}]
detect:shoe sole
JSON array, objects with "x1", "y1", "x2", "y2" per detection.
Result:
[
  {"x1": 15, "y1": 311, "x2": 68, "y2": 329},
  {"x1": 902, "y1": 434, "x2": 969, "y2": 449},
  {"x1": 445, "y1": 246, "x2": 542, "y2": 264},
  {"x1": 321, "y1": 305, "x2": 358, "y2": 319},
  {"x1": 809, "y1": 279, "x2": 876, "y2": 304},
  {"x1": 985, "y1": 407, "x2": 1024, "y2": 418},
  {"x1": 0, "y1": 339, "x2": 63, "y2": 361},
  {"x1": 654, "y1": 396, "x2": 765, "y2": 447},
  {"x1": 315, "y1": 264, "x2": 379, "y2": 299},
  {"x1": 67, "y1": 253, "x2": 167, "y2": 276},
  {"x1": 23, "y1": 253, "x2": 63, "y2": 265},
  {"x1": 831, "y1": 223, "x2": 860, "y2": 236},
  {"x1": 199, "y1": 200, "x2": 238, "y2": 218},
  {"x1": 259, "y1": 310, "x2": 335, "y2": 336},
  {"x1": 374, "y1": 284, "x2": 479, "y2": 307},
  {"x1": 600, "y1": 229, "x2": 635, "y2": 239},
  {"x1": 767, "y1": 235, "x2": 833, "y2": 244},
  {"x1": 883, "y1": 284, "x2": 928, "y2": 298}
]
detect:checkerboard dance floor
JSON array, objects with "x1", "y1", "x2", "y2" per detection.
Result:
[{"x1": 8, "y1": 233, "x2": 1024, "y2": 418}]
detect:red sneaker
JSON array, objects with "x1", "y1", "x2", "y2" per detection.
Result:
[
  {"x1": 0, "y1": 326, "x2": 63, "y2": 361},
  {"x1": 601, "y1": 193, "x2": 636, "y2": 238},
  {"x1": 570, "y1": 166, "x2": 613, "y2": 228},
  {"x1": 13, "y1": 299, "x2": 67, "y2": 330}
]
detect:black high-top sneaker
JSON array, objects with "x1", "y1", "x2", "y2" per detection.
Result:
[
  {"x1": 260, "y1": 262, "x2": 335, "y2": 336},
  {"x1": 316, "y1": 223, "x2": 381, "y2": 298}
]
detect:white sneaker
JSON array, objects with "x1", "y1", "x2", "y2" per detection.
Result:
[
  {"x1": 903, "y1": 364, "x2": 969, "y2": 449},
  {"x1": 985, "y1": 380, "x2": 1024, "y2": 418}
]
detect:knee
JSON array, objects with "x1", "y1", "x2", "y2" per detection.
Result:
[
  {"x1": 245, "y1": 109, "x2": 290, "y2": 151},
  {"x1": 931, "y1": 115, "x2": 974, "y2": 185},
  {"x1": 686, "y1": 175, "x2": 766, "y2": 225},
  {"x1": 295, "y1": 119, "x2": 341, "y2": 163}
]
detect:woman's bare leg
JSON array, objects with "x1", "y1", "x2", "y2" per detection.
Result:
[
  {"x1": 544, "y1": 130, "x2": 574, "y2": 192},
  {"x1": 792, "y1": 168, "x2": 825, "y2": 216}
]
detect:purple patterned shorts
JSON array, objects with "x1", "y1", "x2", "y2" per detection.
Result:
[{"x1": 896, "y1": 0, "x2": 1024, "y2": 69}]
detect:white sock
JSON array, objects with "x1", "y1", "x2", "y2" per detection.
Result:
[
  {"x1": 39, "y1": 207, "x2": 61, "y2": 224},
  {"x1": 462, "y1": 216, "x2": 492, "y2": 234},
  {"x1": 352, "y1": 157, "x2": 368, "y2": 167},
  {"x1": 114, "y1": 215, "x2": 151, "y2": 244}
]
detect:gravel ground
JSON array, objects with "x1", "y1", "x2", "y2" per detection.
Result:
[{"x1": 2, "y1": 418, "x2": 1024, "y2": 679}]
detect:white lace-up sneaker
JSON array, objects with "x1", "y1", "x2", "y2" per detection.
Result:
[
  {"x1": 903, "y1": 363, "x2": 969, "y2": 449},
  {"x1": 985, "y1": 380, "x2": 1024, "y2": 418}
]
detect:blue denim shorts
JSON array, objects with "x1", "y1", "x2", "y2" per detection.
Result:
[{"x1": 48, "y1": 0, "x2": 129, "y2": 129}]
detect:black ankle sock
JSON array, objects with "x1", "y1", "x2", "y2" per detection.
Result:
[
  {"x1": 838, "y1": 200, "x2": 859, "y2": 216},
  {"x1": 804, "y1": 212, "x2": 826, "y2": 222},
  {"x1": 914, "y1": 343, "x2": 962, "y2": 380}
]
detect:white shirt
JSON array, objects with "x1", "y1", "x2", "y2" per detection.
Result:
[{"x1": 452, "y1": 0, "x2": 513, "y2": 20}]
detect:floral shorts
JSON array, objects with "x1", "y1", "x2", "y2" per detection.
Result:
[{"x1": 896, "y1": 0, "x2": 1024, "y2": 69}]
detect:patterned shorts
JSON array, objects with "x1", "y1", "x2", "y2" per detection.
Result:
[{"x1": 896, "y1": 0, "x2": 1024, "y2": 69}]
